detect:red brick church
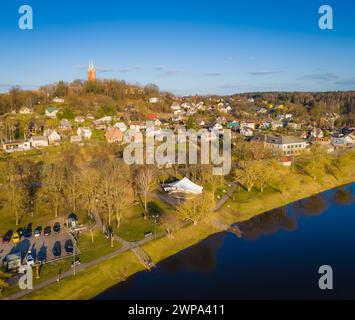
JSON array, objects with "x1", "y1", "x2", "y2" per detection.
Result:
[{"x1": 87, "y1": 60, "x2": 96, "y2": 81}]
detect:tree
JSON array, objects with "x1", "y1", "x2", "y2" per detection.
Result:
[
  {"x1": 161, "y1": 213, "x2": 181, "y2": 239},
  {"x1": 255, "y1": 161, "x2": 273, "y2": 192},
  {"x1": 234, "y1": 160, "x2": 259, "y2": 192},
  {"x1": 134, "y1": 166, "x2": 156, "y2": 219},
  {"x1": 43, "y1": 163, "x2": 65, "y2": 218},
  {"x1": 178, "y1": 192, "x2": 214, "y2": 226},
  {"x1": 1, "y1": 161, "x2": 26, "y2": 225},
  {"x1": 98, "y1": 160, "x2": 133, "y2": 227},
  {"x1": 63, "y1": 157, "x2": 82, "y2": 212}
]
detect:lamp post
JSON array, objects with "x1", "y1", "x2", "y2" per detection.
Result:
[{"x1": 152, "y1": 214, "x2": 159, "y2": 239}]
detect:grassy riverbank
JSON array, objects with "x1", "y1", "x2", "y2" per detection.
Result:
[{"x1": 21, "y1": 168, "x2": 355, "y2": 300}]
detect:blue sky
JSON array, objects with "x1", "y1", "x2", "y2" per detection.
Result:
[{"x1": 0, "y1": 0, "x2": 354, "y2": 95}]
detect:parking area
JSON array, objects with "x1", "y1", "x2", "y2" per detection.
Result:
[{"x1": 0, "y1": 227, "x2": 77, "y2": 268}]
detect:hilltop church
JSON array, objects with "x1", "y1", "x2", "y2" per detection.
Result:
[{"x1": 88, "y1": 60, "x2": 96, "y2": 81}]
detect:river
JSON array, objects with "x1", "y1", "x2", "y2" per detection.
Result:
[{"x1": 95, "y1": 183, "x2": 355, "y2": 300}]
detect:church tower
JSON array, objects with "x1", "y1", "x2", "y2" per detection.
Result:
[{"x1": 87, "y1": 60, "x2": 96, "y2": 81}]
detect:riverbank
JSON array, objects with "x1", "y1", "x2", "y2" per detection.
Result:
[{"x1": 16, "y1": 171, "x2": 355, "y2": 300}]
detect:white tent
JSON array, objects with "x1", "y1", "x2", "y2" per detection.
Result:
[{"x1": 164, "y1": 177, "x2": 203, "y2": 195}]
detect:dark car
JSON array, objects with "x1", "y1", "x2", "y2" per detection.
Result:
[
  {"x1": 23, "y1": 227, "x2": 32, "y2": 238},
  {"x1": 53, "y1": 223, "x2": 61, "y2": 234},
  {"x1": 2, "y1": 230, "x2": 12, "y2": 244},
  {"x1": 34, "y1": 226, "x2": 42, "y2": 238},
  {"x1": 64, "y1": 240, "x2": 74, "y2": 254},
  {"x1": 52, "y1": 241, "x2": 61, "y2": 257},
  {"x1": 44, "y1": 226, "x2": 51, "y2": 236},
  {"x1": 37, "y1": 251, "x2": 46, "y2": 264}
]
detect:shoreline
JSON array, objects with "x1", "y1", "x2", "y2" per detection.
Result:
[{"x1": 14, "y1": 173, "x2": 355, "y2": 300}]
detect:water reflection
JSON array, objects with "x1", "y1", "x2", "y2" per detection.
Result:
[
  {"x1": 332, "y1": 187, "x2": 354, "y2": 205},
  {"x1": 161, "y1": 233, "x2": 226, "y2": 273},
  {"x1": 239, "y1": 207, "x2": 297, "y2": 240}
]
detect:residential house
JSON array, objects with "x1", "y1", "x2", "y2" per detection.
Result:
[
  {"x1": 113, "y1": 122, "x2": 128, "y2": 132},
  {"x1": 30, "y1": 136, "x2": 49, "y2": 148},
  {"x1": 287, "y1": 121, "x2": 301, "y2": 130},
  {"x1": 271, "y1": 121, "x2": 284, "y2": 130},
  {"x1": 130, "y1": 121, "x2": 146, "y2": 131},
  {"x1": 149, "y1": 97, "x2": 159, "y2": 104},
  {"x1": 105, "y1": 127, "x2": 124, "y2": 143},
  {"x1": 240, "y1": 121, "x2": 255, "y2": 130},
  {"x1": 19, "y1": 107, "x2": 33, "y2": 114},
  {"x1": 44, "y1": 129, "x2": 61, "y2": 144},
  {"x1": 77, "y1": 127, "x2": 92, "y2": 139},
  {"x1": 96, "y1": 116, "x2": 113, "y2": 124},
  {"x1": 240, "y1": 127, "x2": 253, "y2": 137},
  {"x1": 74, "y1": 116, "x2": 85, "y2": 123},
  {"x1": 59, "y1": 119, "x2": 72, "y2": 131},
  {"x1": 52, "y1": 97, "x2": 65, "y2": 103},
  {"x1": 45, "y1": 107, "x2": 59, "y2": 118},
  {"x1": 86, "y1": 113, "x2": 95, "y2": 120},
  {"x1": 227, "y1": 121, "x2": 240, "y2": 130},
  {"x1": 2, "y1": 140, "x2": 31, "y2": 153},
  {"x1": 70, "y1": 135, "x2": 83, "y2": 144},
  {"x1": 257, "y1": 107, "x2": 268, "y2": 115}
]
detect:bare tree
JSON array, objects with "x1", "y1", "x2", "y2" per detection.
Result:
[
  {"x1": 43, "y1": 163, "x2": 65, "y2": 218},
  {"x1": 134, "y1": 166, "x2": 156, "y2": 219},
  {"x1": 1, "y1": 161, "x2": 25, "y2": 225},
  {"x1": 178, "y1": 192, "x2": 214, "y2": 226}
]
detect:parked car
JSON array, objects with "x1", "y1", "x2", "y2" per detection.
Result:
[
  {"x1": 37, "y1": 251, "x2": 46, "y2": 264},
  {"x1": 2, "y1": 231, "x2": 12, "y2": 244},
  {"x1": 23, "y1": 227, "x2": 32, "y2": 238},
  {"x1": 53, "y1": 223, "x2": 61, "y2": 234},
  {"x1": 53, "y1": 241, "x2": 61, "y2": 257},
  {"x1": 44, "y1": 226, "x2": 51, "y2": 236},
  {"x1": 65, "y1": 240, "x2": 74, "y2": 254},
  {"x1": 26, "y1": 251, "x2": 35, "y2": 267},
  {"x1": 34, "y1": 226, "x2": 42, "y2": 238},
  {"x1": 12, "y1": 232, "x2": 21, "y2": 244}
]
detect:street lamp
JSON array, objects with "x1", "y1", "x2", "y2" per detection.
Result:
[{"x1": 152, "y1": 214, "x2": 159, "y2": 239}]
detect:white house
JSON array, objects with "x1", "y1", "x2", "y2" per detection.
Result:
[
  {"x1": 77, "y1": 127, "x2": 92, "y2": 139},
  {"x1": 52, "y1": 97, "x2": 65, "y2": 103},
  {"x1": 70, "y1": 135, "x2": 83, "y2": 144},
  {"x1": 44, "y1": 129, "x2": 61, "y2": 144},
  {"x1": 240, "y1": 121, "x2": 255, "y2": 130},
  {"x1": 30, "y1": 136, "x2": 49, "y2": 148},
  {"x1": 149, "y1": 97, "x2": 159, "y2": 104},
  {"x1": 45, "y1": 107, "x2": 59, "y2": 118},
  {"x1": 240, "y1": 127, "x2": 254, "y2": 137},
  {"x1": 114, "y1": 122, "x2": 128, "y2": 132},
  {"x1": 271, "y1": 121, "x2": 283, "y2": 130},
  {"x1": 19, "y1": 107, "x2": 33, "y2": 114},
  {"x1": 2, "y1": 141, "x2": 31, "y2": 153},
  {"x1": 74, "y1": 116, "x2": 85, "y2": 123}
]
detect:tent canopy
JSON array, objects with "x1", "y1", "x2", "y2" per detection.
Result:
[{"x1": 164, "y1": 177, "x2": 203, "y2": 194}]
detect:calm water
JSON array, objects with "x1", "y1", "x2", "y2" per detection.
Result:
[{"x1": 95, "y1": 184, "x2": 355, "y2": 300}]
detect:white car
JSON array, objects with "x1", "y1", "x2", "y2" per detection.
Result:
[{"x1": 26, "y1": 251, "x2": 35, "y2": 267}]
